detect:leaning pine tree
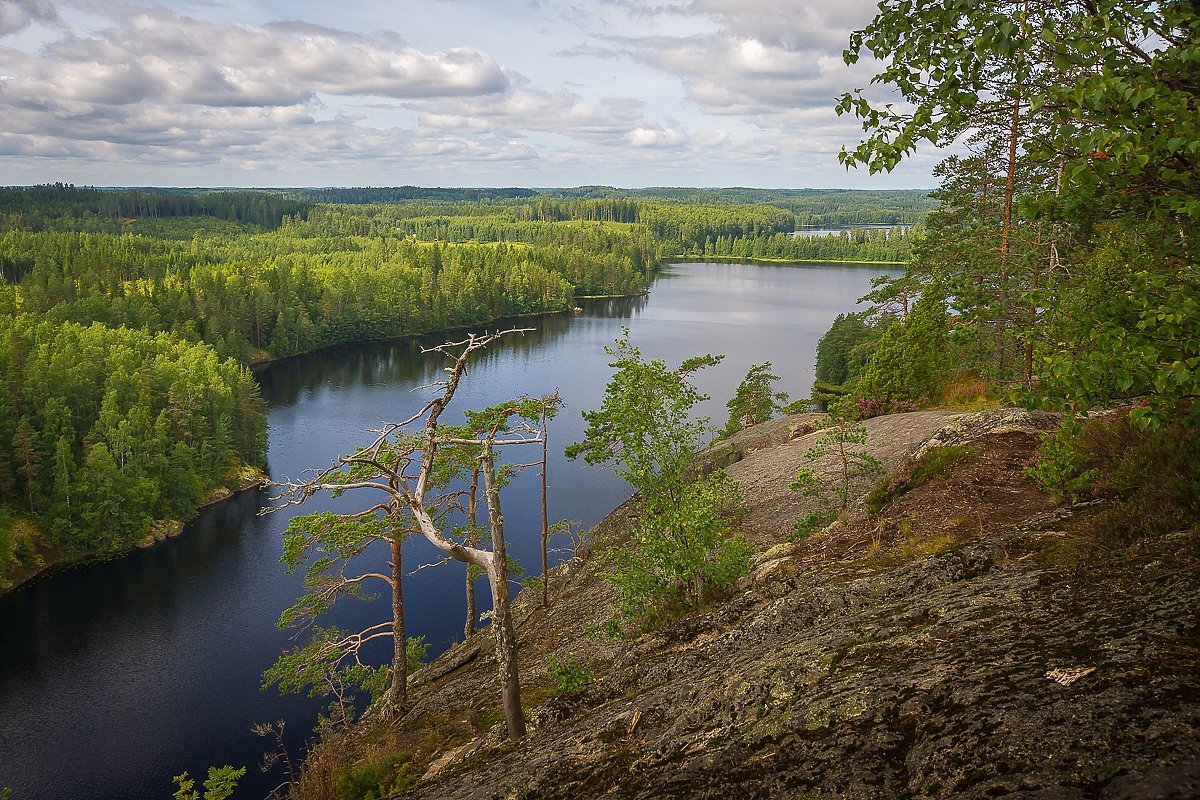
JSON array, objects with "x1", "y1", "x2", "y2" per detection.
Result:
[{"x1": 268, "y1": 329, "x2": 557, "y2": 740}]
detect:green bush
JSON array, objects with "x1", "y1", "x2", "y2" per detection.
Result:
[
  {"x1": 1076, "y1": 412, "x2": 1200, "y2": 546},
  {"x1": 1027, "y1": 417, "x2": 1099, "y2": 502},
  {"x1": 791, "y1": 507, "x2": 837, "y2": 541},
  {"x1": 337, "y1": 752, "x2": 415, "y2": 800},
  {"x1": 568, "y1": 334, "x2": 751, "y2": 633},
  {"x1": 546, "y1": 655, "x2": 595, "y2": 695},
  {"x1": 603, "y1": 472, "x2": 751, "y2": 632}
]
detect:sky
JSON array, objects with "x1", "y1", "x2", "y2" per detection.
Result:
[{"x1": 0, "y1": 0, "x2": 945, "y2": 188}]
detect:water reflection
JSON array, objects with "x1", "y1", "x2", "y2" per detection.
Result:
[{"x1": 257, "y1": 296, "x2": 649, "y2": 409}]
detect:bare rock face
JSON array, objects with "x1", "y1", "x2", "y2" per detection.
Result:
[
  {"x1": 339, "y1": 410, "x2": 1199, "y2": 800},
  {"x1": 410, "y1": 537, "x2": 1199, "y2": 800}
]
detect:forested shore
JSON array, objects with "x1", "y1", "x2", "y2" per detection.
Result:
[{"x1": 0, "y1": 184, "x2": 929, "y2": 591}]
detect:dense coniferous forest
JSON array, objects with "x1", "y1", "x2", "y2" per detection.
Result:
[
  {"x1": 0, "y1": 317, "x2": 265, "y2": 589},
  {"x1": 0, "y1": 184, "x2": 927, "y2": 589},
  {"x1": 0, "y1": 184, "x2": 309, "y2": 231}
]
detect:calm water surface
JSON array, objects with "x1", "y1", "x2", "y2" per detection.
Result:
[{"x1": 0, "y1": 263, "x2": 883, "y2": 799}]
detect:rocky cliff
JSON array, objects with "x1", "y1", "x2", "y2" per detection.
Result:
[{"x1": 300, "y1": 409, "x2": 1200, "y2": 800}]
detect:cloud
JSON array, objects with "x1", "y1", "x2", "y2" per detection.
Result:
[
  {"x1": 26, "y1": 10, "x2": 512, "y2": 105},
  {"x1": 580, "y1": 0, "x2": 886, "y2": 120},
  {"x1": 688, "y1": 0, "x2": 874, "y2": 50},
  {"x1": 0, "y1": 0, "x2": 59, "y2": 37},
  {"x1": 413, "y1": 88, "x2": 648, "y2": 142},
  {"x1": 602, "y1": 31, "x2": 881, "y2": 118},
  {"x1": 0, "y1": 7, "x2": 544, "y2": 176},
  {"x1": 0, "y1": 0, "x2": 941, "y2": 187}
]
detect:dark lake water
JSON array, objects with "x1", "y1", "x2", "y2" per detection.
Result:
[{"x1": 0, "y1": 262, "x2": 884, "y2": 799}]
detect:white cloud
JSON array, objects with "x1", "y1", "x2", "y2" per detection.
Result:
[
  {"x1": 0, "y1": 0, "x2": 58, "y2": 37},
  {"x1": 0, "y1": 0, "x2": 942, "y2": 187},
  {"x1": 22, "y1": 10, "x2": 511, "y2": 106}
]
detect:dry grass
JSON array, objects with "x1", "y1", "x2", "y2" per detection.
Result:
[{"x1": 935, "y1": 373, "x2": 999, "y2": 411}]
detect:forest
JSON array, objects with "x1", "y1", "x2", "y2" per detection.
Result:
[
  {"x1": 0, "y1": 185, "x2": 926, "y2": 590},
  {"x1": 809, "y1": 0, "x2": 1198, "y2": 510}
]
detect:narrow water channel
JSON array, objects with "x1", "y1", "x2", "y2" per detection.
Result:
[{"x1": 0, "y1": 262, "x2": 885, "y2": 799}]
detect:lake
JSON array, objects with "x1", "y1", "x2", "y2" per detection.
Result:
[{"x1": 0, "y1": 262, "x2": 884, "y2": 799}]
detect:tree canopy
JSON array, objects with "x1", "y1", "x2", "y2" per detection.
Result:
[{"x1": 832, "y1": 0, "x2": 1199, "y2": 425}]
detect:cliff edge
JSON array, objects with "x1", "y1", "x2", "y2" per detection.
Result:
[{"x1": 300, "y1": 409, "x2": 1200, "y2": 800}]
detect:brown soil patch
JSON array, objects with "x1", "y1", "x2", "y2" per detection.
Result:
[{"x1": 802, "y1": 430, "x2": 1059, "y2": 564}]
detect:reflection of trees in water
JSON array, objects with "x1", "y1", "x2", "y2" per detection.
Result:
[
  {"x1": 257, "y1": 296, "x2": 648, "y2": 408},
  {"x1": 0, "y1": 488, "x2": 266, "y2": 667}
]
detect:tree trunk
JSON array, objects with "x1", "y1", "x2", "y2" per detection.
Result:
[
  {"x1": 1027, "y1": 160, "x2": 1065, "y2": 387},
  {"x1": 464, "y1": 569, "x2": 477, "y2": 641},
  {"x1": 540, "y1": 408, "x2": 550, "y2": 608},
  {"x1": 482, "y1": 442, "x2": 526, "y2": 740},
  {"x1": 383, "y1": 533, "x2": 407, "y2": 712},
  {"x1": 998, "y1": 89, "x2": 1022, "y2": 376},
  {"x1": 464, "y1": 465, "x2": 480, "y2": 639}
]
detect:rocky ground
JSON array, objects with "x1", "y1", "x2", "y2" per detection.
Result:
[{"x1": 302, "y1": 409, "x2": 1200, "y2": 800}]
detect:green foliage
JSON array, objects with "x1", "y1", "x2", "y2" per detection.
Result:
[
  {"x1": 788, "y1": 403, "x2": 885, "y2": 538},
  {"x1": 546, "y1": 655, "x2": 595, "y2": 695},
  {"x1": 601, "y1": 472, "x2": 751, "y2": 630},
  {"x1": 566, "y1": 332, "x2": 723, "y2": 497},
  {"x1": 336, "y1": 752, "x2": 416, "y2": 800},
  {"x1": 839, "y1": 1, "x2": 1200, "y2": 223},
  {"x1": 814, "y1": 311, "x2": 890, "y2": 388},
  {"x1": 171, "y1": 765, "x2": 245, "y2": 800},
  {"x1": 0, "y1": 184, "x2": 308, "y2": 231},
  {"x1": 0, "y1": 186, "x2": 934, "y2": 589},
  {"x1": 0, "y1": 513, "x2": 45, "y2": 591},
  {"x1": 789, "y1": 504, "x2": 838, "y2": 541},
  {"x1": 1028, "y1": 416, "x2": 1100, "y2": 502},
  {"x1": 853, "y1": 281, "x2": 954, "y2": 404},
  {"x1": 866, "y1": 445, "x2": 972, "y2": 514},
  {"x1": 1082, "y1": 414, "x2": 1200, "y2": 543},
  {"x1": 723, "y1": 361, "x2": 788, "y2": 436},
  {"x1": 692, "y1": 226, "x2": 913, "y2": 263},
  {"x1": 837, "y1": 1, "x2": 1200, "y2": 421},
  {"x1": 406, "y1": 635, "x2": 429, "y2": 674},
  {"x1": 1032, "y1": 229, "x2": 1200, "y2": 429},
  {"x1": 568, "y1": 333, "x2": 750, "y2": 631},
  {"x1": 0, "y1": 315, "x2": 265, "y2": 576}
]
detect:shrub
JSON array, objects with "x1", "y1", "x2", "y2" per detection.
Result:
[
  {"x1": 568, "y1": 334, "x2": 751, "y2": 633},
  {"x1": 790, "y1": 507, "x2": 837, "y2": 541},
  {"x1": 546, "y1": 655, "x2": 595, "y2": 695},
  {"x1": 336, "y1": 752, "x2": 415, "y2": 800},
  {"x1": 405, "y1": 635, "x2": 429, "y2": 674},
  {"x1": 602, "y1": 472, "x2": 751, "y2": 632},
  {"x1": 1074, "y1": 411, "x2": 1200, "y2": 547},
  {"x1": 1027, "y1": 416, "x2": 1099, "y2": 501}
]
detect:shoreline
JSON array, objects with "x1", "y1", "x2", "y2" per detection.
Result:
[
  {"x1": 248, "y1": 290, "x2": 650, "y2": 371},
  {"x1": 670, "y1": 255, "x2": 907, "y2": 266},
  {"x1": 0, "y1": 466, "x2": 269, "y2": 598}
]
